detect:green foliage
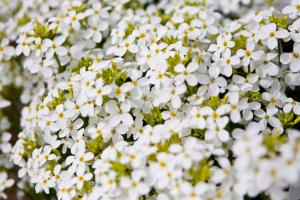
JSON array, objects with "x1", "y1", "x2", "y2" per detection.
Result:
[
  {"x1": 124, "y1": 23, "x2": 135, "y2": 38},
  {"x1": 246, "y1": 91, "x2": 261, "y2": 102},
  {"x1": 47, "y1": 90, "x2": 66, "y2": 110},
  {"x1": 188, "y1": 158, "x2": 212, "y2": 185},
  {"x1": 33, "y1": 23, "x2": 55, "y2": 39},
  {"x1": 182, "y1": 35, "x2": 189, "y2": 46},
  {"x1": 183, "y1": 48, "x2": 192, "y2": 65},
  {"x1": 184, "y1": 0, "x2": 201, "y2": 6},
  {"x1": 263, "y1": 133, "x2": 286, "y2": 155},
  {"x1": 98, "y1": 63, "x2": 127, "y2": 86},
  {"x1": 147, "y1": 134, "x2": 181, "y2": 161},
  {"x1": 156, "y1": 10, "x2": 171, "y2": 25},
  {"x1": 68, "y1": 86, "x2": 74, "y2": 99},
  {"x1": 202, "y1": 96, "x2": 227, "y2": 110},
  {"x1": 17, "y1": 14, "x2": 30, "y2": 26},
  {"x1": 279, "y1": 111, "x2": 300, "y2": 127},
  {"x1": 72, "y1": 5, "x2": 86, "y2": 13},
  {"x1": 231, "y1": 35, "x2": 247, "y2": 55},
  {"x1": 22, "y1": 138, "x2": 37, "y2": 157},
  {"x1": 72, "y1": 57, "x2": 94, "y2": 73},
  {"x1": 191, "y1": 129, "x2": 205, "y2": 140},
  {"x1": 143, "y1": 107, "x2": 164, "y2": 126},
  {"x1": 164, "y1": 36, "x2": 179, "y2": 45},
  {"x1": 269, "y1": 15, "x2": 288, "y2": 29},
  {"x1": 76, "y1": 181, "x2": 93, "y2": 197},
  {"x1": 167, "y1": 52, "x2": 181, "y2": 75},
  {"x1": 86, "y1": 136, "x2": 104, "y2": 156},
  {"x1": 110, "y1": 161, "x2": 131, "y2": 181}
]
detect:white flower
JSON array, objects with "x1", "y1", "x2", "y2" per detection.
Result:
[
  {"x1": 73, "y1": 170, "x2": 93, "y2": 189},
  {"x1": 24, "y1": 57, "x2": 55, "y2": 78},
  {"x1": 220, "y1": 50, "x2": 240, "y2": 77},
  {"x1": 256, "y1": 52, "x2": 279, "y2": 77},
  {"x1": 237, "y1": 41, "x2": 263, "y2": 66},
  {"x1": 233, "y1": 123, "x2": 266, "y2": 170},
  {"x1": 185, "y1": 106, "x2": 206, "y2": 129},
  {"x1": 181, "y1": 182, "x2": 208, "y2": 200},
  {"x1": 16, "y1": 35, "x2": 34, "y2": 56},
  {"x1": 40, "y1": 145, "x2": 56, "y2": 166},
  {"x1": 227, "y1": 92, "x2": 247, "y2": 123},
  {"x1": 206, "y1": 118, "x2": 230, "y2": 142},
  {"x1": 51, "y1": 104, "x2": 75, "y2": 130},
  {"x1": 257, "y1": 23, "x2": 289, "y2": 49},
  {"x1": 0, "y1": 172, "x2": 14, "y2": 199},
  {"x1": 0, "y1": 99, "x2": 10, "y2": 109},
  {"x1": 282, "y1": 0, "x2": 300, "y2": 18},
  {"x1": 57, "y1": 178, "x2": 76, "y2": 200},
  {"x1": 105, "y1": 100, "x2": 134, "y2": 127},
  {"x1": 154, "y1": 84, "x2": 186, "y2": 109},
  {"x1": 283, "y1": 97, "x2": 300, "y2": 115},
  {"x1": 66, "y1": 151, "x2": 94, "y2": 175},
  {"x1": 88, "y1": 79, "x2": 111, "y2": 106},
  {"x1": 84, "y1": 17, "x2": 108, "y2": 43},
  {"x1": 255, "y1": 108, "x2": 281, "y2": 128},
  {"x1": 174, "y1": 62, "x2": 199, "y2": 86},
  {"x1": 43, "y1": 36, "x2": 68, "y2": 58},
  {"x1": 0, "y1": 39, "x2": 14, "y2": 61},
  {"x1": 208, "y1": 33, "x2": 235, "y2": 53},
  {"x1": 65, "y1": 10, "x2": 85, "y2": 31},
  {"x1": 120, "y1": 171, "x2": 150, "y2": 198},
  {"x1": 33, "y1": 169, "x2": 55, "y2": 194},
  {"x1": 281, "y1": 43, "x2": 300, "y2": 72},
  {"x1": 0, "y1": 132, "x2": 12, "y2": 153},
  {"x1": 198, "y1": 66, "x2": 227, "y2": 96},
  {"x1": 107, "y1": 36, "x2": 138, "y2": 56}
]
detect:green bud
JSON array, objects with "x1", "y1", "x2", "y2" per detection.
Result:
[
  {"x1": 203, "y1": 96, "x2": 221, "y2": 110},
  {"x1": 164, "y1": 36, "x2": 179, "y2": 45},
  {"x1": 182, "y1": 35, "x2": 189, "y2": 46},
  {"x1": 97, "y1": 63, "x2": 127, "y2": 86},
  {"x1": 184, "y1": 0, "x2": 201, "y2": 6},
  {"x1": 17, "y1": 14, "x2": 30, "y2": 26},
  {"x1": 269, "y1": 15, "x2": 288, "y2": 29},
  {"x1": 48, "y1": 90, "x2": 66, "y2": 110},
  {"x1": 246, "y1": 91, "x2": 261, "y2": 102},
  {"x1": 23, "y1": 138, "x2": 37, "y2": 157},
  {"x1": 231, "y1": 35, "x2": 247, "y2": 55},
  {"x1": 124, "y1": 23, "x2": 135, "y2": 38},
  {"x1": 167, "y1": 52, "x2": 181, "y2": 76},
  {"x1": 279, "y1": 111, "x2": 300, "y2": 127},
  {"x1": 86, "y1": 136, "x2": 104, "y2": 156},
  {"x1": 263, "y1": 133, "x2": 286, "y2": 155},
  {"x1": 72, "y1": 57, "x2": 93, "y2": 73},
  {"x1": 72, "y1": 5, "x2": 86, "y2": 13},
  {"x1": 191, "y1": 129, "x2": 205, "y2": 140},
  {"x1": 279, "y1": 111, "x2": 294, "y2": 126},
  {"x1": 33, "y1": 23, "x2": 51, "y2": 39}
]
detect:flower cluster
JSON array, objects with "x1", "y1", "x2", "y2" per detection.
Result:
[{"x1": 0, "y1": 0, "x2": 299, "y2": 199}]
